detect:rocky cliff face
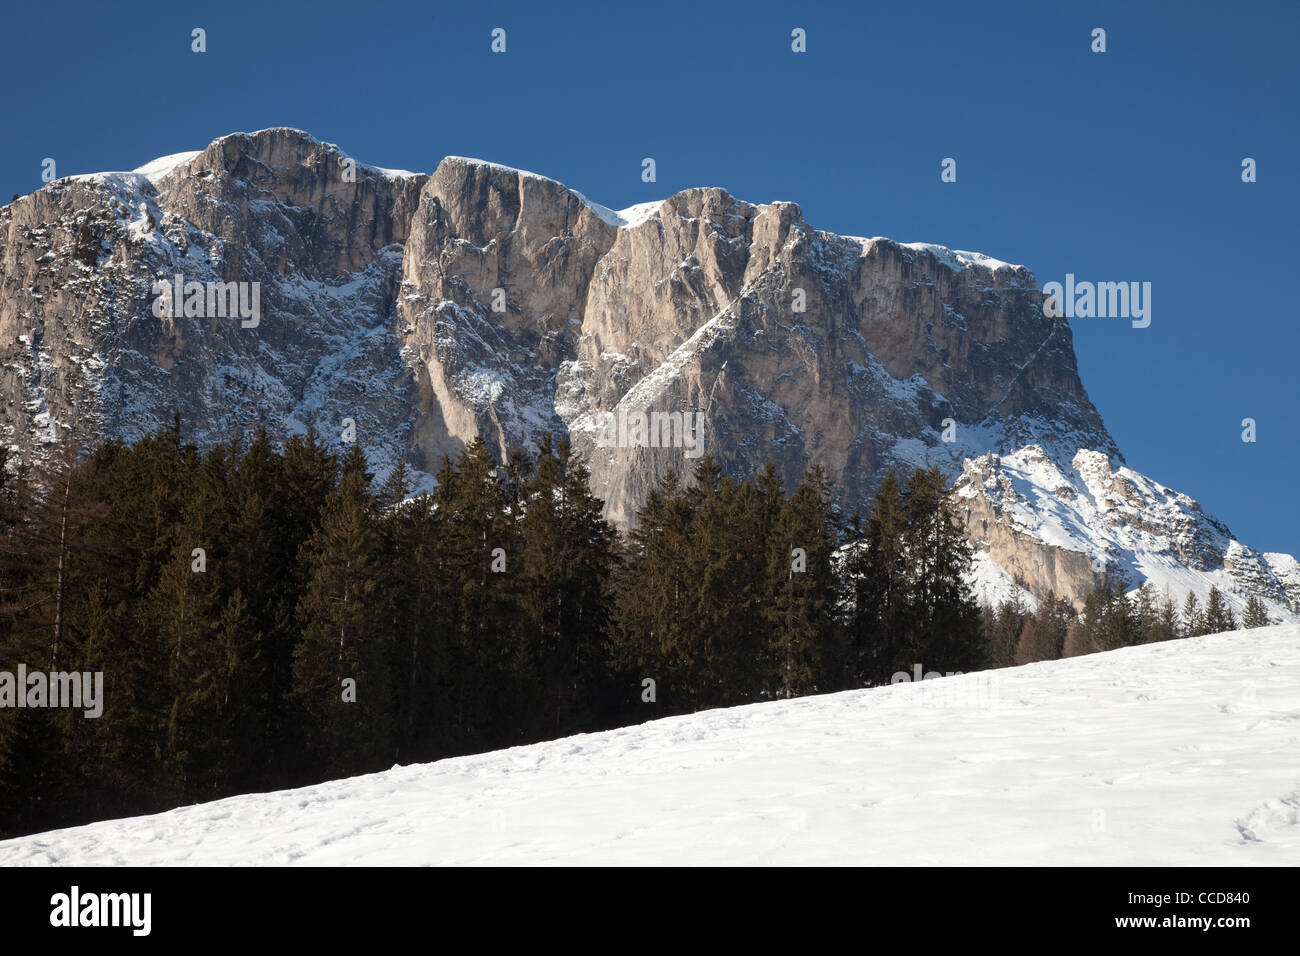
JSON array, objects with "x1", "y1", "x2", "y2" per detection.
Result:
[
  {"x1": 2, "y1": 127, "x2": 1291, "y2": 617},
  {"x1": 381, "y1": 148, "x2": 1120, "y2": 527},
  {"x1": 0, "y1": 129, "x2": 427, "y2": 476},
  {"x1": 1, "y1": 128, "x2": 1115, "y2": 520},
  {"x1": 953, "y1": 446, "x2": 1300, "y2": 619}
]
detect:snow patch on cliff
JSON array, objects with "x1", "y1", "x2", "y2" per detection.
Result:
[
  {"x1": 955, "y1": 446, "x2": 1300, "y2": 621},
  {"x1": 133, "y1": 151, "x2": 202, "y2": 184}
]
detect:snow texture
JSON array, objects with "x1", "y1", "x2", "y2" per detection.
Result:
[{"x1": 2, "y1": 624, "x2": 1297, "y2": 866}]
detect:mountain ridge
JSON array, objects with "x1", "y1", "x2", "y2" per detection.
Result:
[{"x1": 2, "y1": 126, "x2": 1289, "y2": 619}]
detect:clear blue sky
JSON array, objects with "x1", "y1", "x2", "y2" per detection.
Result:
[{"x1": 5, "y1": 0, "x2": 1297, "y2": 552}]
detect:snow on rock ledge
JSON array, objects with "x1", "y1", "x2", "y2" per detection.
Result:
[{"x1": 953, "y1": 445, "x2": 1300, "y2": 619}]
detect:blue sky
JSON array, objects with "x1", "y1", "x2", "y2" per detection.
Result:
[{"x1": 5, "y1": 0, "x2": 1297, "y2": 551}]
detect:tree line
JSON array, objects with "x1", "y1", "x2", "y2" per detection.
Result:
[
  {"x1": 983, "y1": 574, "x2": 1267, "y2": 668},
  {"x1": 0, "y1": 423, "x2": 1273, "y2": 837}
]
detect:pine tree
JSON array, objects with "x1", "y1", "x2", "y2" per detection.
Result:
[
  {"x1": 291, "y1": 444, "x2": 392, "y2": 777},
  {"x1": 1203, "y1": 586, "x2": 1237, "y2": 634},
  {"x1": 1182, "y1": 592, "x2": 1205, "y2": 638},
  {"x1": 519, "y1": 436, "x2": 616, "y2": 735},
  {"x1": 1242, "y1": 595, "x2": 1270, "y2": 629},
  {"x1": 766, "y1": 466, "x2": 837, "y2": 699},
  {"x1": 846, "y1": 471, "x2": 908, "y2": 684},
  {"x1": 899, "y1": 467, "x2": 985, "y2": 676},
  {"x1": 1015, "y1": 596, "x2": 1072, "y2": 663}
]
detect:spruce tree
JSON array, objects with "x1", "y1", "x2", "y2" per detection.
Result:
[
  {"x1": 1182, "y1": 592, "x2": 1205, "y2": 638},
  {"x1": 990, "y1": 596, "x2": 1027, "y2": 667},
  {"x1": 613, "y1": 471, "x2": 695, "y2": 715},
  {"x1": 1203, "y1": 586, "x2": 1237, "y2": 634},
  {"x1": 846, "y1": 471, "x2": 908, "y2": 684},
  {"x1": 662, "y1": 455, "x2": 730, "y2": 709},
  {"x1": 519, "y1": 436, "x2": 615, "y2": 735},
  {"x1": 439, "y1": 437, "x2": 517, "y2": 747},
  {"x1": 1242, "y1": 595, "x2": 1270, "y2": 628},
  {"x1": 1015, "y1": 595, "x2": 1072, "y2": 663},
  {"x1": 382, "y1": 490, "x2": 445, "y2": 761},
  {"x1": 1132, "y1": 583, "x2": 1160, "y2": 643},
  {"x1": 291, "y1": 444, "x2": 392, "y2": 777},
  {"x1": 899, "y1": 467, "x2": 985, "y2": 676},
  {"x1": 1156, "y1": 593, "x2": 1180, "y2": 642},
  {"x1": 766, "y1": 466, "x2": 837, "y2": 699}
]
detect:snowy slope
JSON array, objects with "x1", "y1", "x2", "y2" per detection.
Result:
[{"x1": 3, "y1": 625, "x2": 1298, "y2": 866}]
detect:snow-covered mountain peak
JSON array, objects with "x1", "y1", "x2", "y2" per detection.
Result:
[{"x1": 955, "y1": 445, "x2": 1299, "y2": 621}]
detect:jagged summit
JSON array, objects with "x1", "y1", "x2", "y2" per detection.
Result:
[
  {"x1": 52, "y1": 128, "x2": 420, "y2": 199},
  {"x1": 51, "y1": 131, "x2": 1032, "y2": 271}
]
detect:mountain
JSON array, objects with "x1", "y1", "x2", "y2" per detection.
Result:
[
  {"x1": 2, "y1": 623, "x2": 1296, "y2": 865},
  {"x1": 0, "y1": 127, "x2": 1112, "y2": 507},
  {"x1": 1, "y1": 127, "x2": 1292, "y2": 616},
  {"x1": 1, "y1": 129, "x2": 426, "y2": 480},
  {"x1": 954, "y1": 446, "x2": 1300, "y2": 619}
]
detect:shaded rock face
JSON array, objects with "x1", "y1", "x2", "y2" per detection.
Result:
[
  {"x1": 0, "y1": 129, "x2": 427, "y2": 475},
  {"x1": 2, "y1": 128, "x2": 1117, "y2": 529}
]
